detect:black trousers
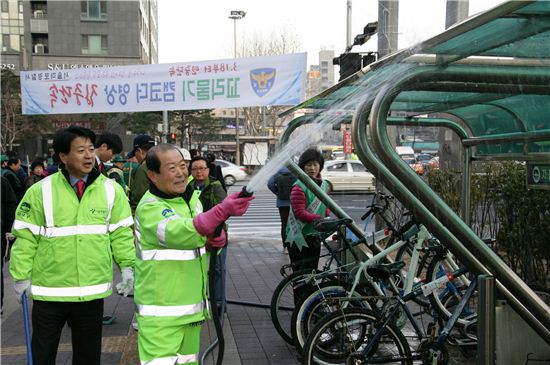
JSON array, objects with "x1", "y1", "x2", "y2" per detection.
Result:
[
  {"x1": 288, "y1": 236, "x2": 322, "y2": 304},
  {"x1": 32, "y1": 299, "x2": 104, "y2": 365},
  {"x1": 278, "y1": 206, "x2": 290, "y2": 246}
]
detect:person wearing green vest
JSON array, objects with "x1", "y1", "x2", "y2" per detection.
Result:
[
  {"x1": 129, "y1": 134, "x2": 156, "y2": 211},
  {"x1": 189, "y1": 156, "x2": 228, "y2": 308},
  {"x1": 9, "y1": 126, "x2": 136, "y2": 365},
  {"x1": 108, "y1": 154, "x2": 127, "y2": 191},
  {"x1": 285, "y1": 148, "x2": 330, "y2": 274},
  {"x1": 134, "y1": 144, "x2": 253, "y2": 364}
]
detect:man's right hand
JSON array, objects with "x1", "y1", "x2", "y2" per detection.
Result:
[
  {"x1": 221, "y1": 192, "x2": 255, "y2": 217},
  {"x1": 14, "y1": 280, "x2": 31, "y2": 303},
  {"x1": 193, "y1": 193, "x2": 254, "y2": 236}
]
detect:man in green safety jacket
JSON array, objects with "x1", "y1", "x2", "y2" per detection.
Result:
[
  {"x1": 10, "y1": 126, "x2": 136, "y2": 365},
  {"x1": 134, "y1": 144, "x2": 253, "y2": 364}
]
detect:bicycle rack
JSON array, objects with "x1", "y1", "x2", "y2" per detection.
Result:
[{"x1": 276, "y1": 0, "x2": 550, "y2": 359}]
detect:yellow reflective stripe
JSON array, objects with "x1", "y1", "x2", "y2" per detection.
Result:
[
  {"x1": 177, "y1": 353, "x2": 198, "y2": 364},
  {"x1": 109, "y1": 216, "x2": 134, "y2": 232},
  {"x1": 140, "y1": 247, "x2": 206, "y2": 261},
  {"x1": 157, "y1": 214, "x2": 181, "y2": 247},
  {"x1": 41, "y1": 176, "x2": 54, "y2": 227},
  {"x1": 140, "y1": 357, "x2": 178, "y2": 365},
  {"x1": 136, "y1": 301, "x2": 205, "y2": 317},
  {"x1": 31, "y1": 282, "x2": 111, "y2": 297},
  {"x1": 104, "y1": 179, "x2": 115, "y2": 224},
  {"x1": 42, "y1": 225, "x2": 108, "y2": 237},
  {"x1": 13, "y1": 220, "x2": 42, "y2": 235}
]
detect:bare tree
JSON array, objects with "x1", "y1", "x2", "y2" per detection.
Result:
[
  {"x1": 1, "y1": 70, "x2": 52, "y2": 152},
  {"x1": 170, "y1": 110, "x2": 224, "y2": 151},
  {"x1": 238, "y1": 27, "x2": 302, "y2": 137}
]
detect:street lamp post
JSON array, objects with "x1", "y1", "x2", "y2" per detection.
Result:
[{"x1": 229, "y1": 10, "x2": 245, "y2": 165}]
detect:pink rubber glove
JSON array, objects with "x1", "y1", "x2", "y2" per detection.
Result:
[
  {"x1": 206, "y1": 229, "x2": 227, "y2": 249},
  {"x1": 193, "y1": 192, "x2": 254, "y2": 236}
]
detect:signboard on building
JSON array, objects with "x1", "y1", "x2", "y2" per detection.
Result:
[
  {"x1": 527, "y1": 163, "x2": 550, "y2": 190},
  {"x1": 343, "y1": 130, "x2": 353, "y2": 154},
  {"x1": 20, "y1": 53, "x2": 307, "y2": 115}
]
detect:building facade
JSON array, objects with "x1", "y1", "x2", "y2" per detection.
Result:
[
  {"x1": 1, "y1": 0, "x2": 158, "y2": 73},
  {"x1": 1, "y1": 0, "x2": 158, "y2": 158}
]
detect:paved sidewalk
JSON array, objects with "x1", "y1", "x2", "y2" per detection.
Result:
[{"x1": 1, "y1": 236, "x2": 300, "y2": 365}]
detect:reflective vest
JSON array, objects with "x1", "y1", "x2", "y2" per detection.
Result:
[
  {"x1": 10, "y1": 172, "x2": 135, "y2": 302},
  {"x1": 134, "y1": 190, "x2": 209, "y2": 325}
]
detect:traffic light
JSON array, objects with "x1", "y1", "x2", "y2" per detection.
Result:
[
  {"x1": 333, "y1": 52, "x2": 377, "y2": 82},
  {"x1": 168, "y1": 132, "x2": 177, "y2": 143}
]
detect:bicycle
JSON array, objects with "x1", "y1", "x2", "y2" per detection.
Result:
[{"x1": 301, "y1": 262, "x2": 477, "y2": 365}]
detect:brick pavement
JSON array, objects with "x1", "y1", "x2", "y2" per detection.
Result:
[
  {"x1": 1, "y1": 236, "x2": 300, "y2": 365},
  {"x1": 0, "y1": 235, "x2": 476, "y2": 364}
]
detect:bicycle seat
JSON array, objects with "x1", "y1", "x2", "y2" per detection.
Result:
[
  {"x1": 314, "y1": 218, "x2": 352, "y2": 232},
  {"x1": 367, "y1": 261, "x2": 405, "y2": 280}
]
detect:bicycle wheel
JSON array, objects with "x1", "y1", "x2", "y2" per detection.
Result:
[
  {"x1": 426, "y1": 256, "x2": 477, "y2": 327},
  {"x1": 270, "y1": 269, "x2": 333, "y2": 344},
  {"x1": 302, "y1": 307, "x2": 413, "y2": 365},
  {"x1": 291, "y1": 281, "x2": 372, "y2": 354}
]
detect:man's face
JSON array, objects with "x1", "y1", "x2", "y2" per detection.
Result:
[
  {"x1": 147, "y1": 149, "x2": 188, "y2": 196},
  {"x1": 190, "y1": 159, "x2": 210, "y2": 183},
  {"x1": 135, "y1": 148, "x2": 147, "y2": 163},
  {"x1": 96, "y1": 143, "x2": 115, "y2": 163},
  {"x1": 59, "y1": 136, "x2": 95, "y2": 178},
  {"x1": 10, "y1": 161, "x2": 21, "y2": 172}
]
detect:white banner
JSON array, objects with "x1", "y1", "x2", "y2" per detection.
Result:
[{"x1": 20, "y1": 53, "x2": 306, "y2": 115}]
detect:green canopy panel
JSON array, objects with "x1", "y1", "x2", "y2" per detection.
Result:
[{"x1": 280, "y1": 0, "x2": 550, "y2": 159}]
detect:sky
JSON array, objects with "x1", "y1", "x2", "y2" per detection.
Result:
[{"x1": 158, "y1": 0, "x2": 506, "y2": 67}]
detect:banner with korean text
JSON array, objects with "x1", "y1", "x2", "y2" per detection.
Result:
[{"x1": 20, "y1": 53, "x2": 306, "y2": 115}]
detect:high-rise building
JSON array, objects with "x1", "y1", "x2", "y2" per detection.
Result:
[
  {"x1": 1, "y1": 0, "x2": 158, "y2": 73},
  {"x1": 319, "y1": 50, "x2": 335, "y2": 90}
]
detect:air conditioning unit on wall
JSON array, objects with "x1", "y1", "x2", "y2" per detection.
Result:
[{"x1": 34, "y1": 43, "x2": 45, "y2": 54}]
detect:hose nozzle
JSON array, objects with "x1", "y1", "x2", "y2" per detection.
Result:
[{"x1": 238, "y1": 186, "x2": 254, "y2": 198}]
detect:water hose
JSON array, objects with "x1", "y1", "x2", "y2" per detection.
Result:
[{"x1": 201, "y1": 186, "x2": 253, "y2": 365}]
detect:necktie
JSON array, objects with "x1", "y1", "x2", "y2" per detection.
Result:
[{"x1": 75, "y1": 180, "x2": 85, "y2": 199}]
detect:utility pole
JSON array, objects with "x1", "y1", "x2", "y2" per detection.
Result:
[
  {"x1": 346, "y1": 0, "x2": 352, "y2": 49},
  {"x1": 229, "y1": 10, "x2": 246, "y2": 165}
]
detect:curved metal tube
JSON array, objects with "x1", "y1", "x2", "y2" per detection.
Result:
[{"x1": 365, "y1": 65, "x2": 550, "y2": 343}]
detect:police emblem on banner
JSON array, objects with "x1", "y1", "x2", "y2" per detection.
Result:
[{"x1": 250, "y1": 68, "x2": 276, "y2": 97}]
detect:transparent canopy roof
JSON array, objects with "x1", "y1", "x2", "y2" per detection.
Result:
[{"x1": 282, "y1": 0, "x2": 550, "y2": 156}]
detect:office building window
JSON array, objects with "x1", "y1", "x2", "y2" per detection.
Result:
[
  {"x1": 2, "y1": 34, "x2": 10, "y2": 50},
  {"x1": 1, "y1": 1, "x2": 9, "y2": 12},
  {"x1": 81, "y1": 0, "x2": 107, "y2": 20},
  {"x1": 81, "y1": 34, "x2": 107, "y2": 54}
]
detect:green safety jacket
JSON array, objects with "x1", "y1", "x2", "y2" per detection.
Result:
[
  {"x1": 134, "y1": 185, "x2": 209, "y2": 326},
  {"x1": 130, "y1": 161, "x2": 149, "y2": 211},
  {"x1": 9, "y1": 169, "x2": 135, "y2": 302}
]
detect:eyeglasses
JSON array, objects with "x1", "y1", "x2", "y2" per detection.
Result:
[{"x1": 191, "y1": 166, "x2": 208, "y2": 171}]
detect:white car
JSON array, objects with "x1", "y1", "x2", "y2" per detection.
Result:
[
  {"x1": 214, "y1": 159, "x2": 248, "y2": 186},
  {"x1": 321, "y1": 160, "x2": 375, "y2": 192}
]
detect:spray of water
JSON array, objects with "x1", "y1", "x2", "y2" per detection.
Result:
[{"x1": 245, "y1": 63, "x2": 417, "y2": 193}]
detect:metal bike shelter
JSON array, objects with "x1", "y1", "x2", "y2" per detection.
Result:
[{"x1": 277, "y1": 0, "x2": 550, "y2": 356}]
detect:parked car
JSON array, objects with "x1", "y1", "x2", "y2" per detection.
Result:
[
  {"x1": 214, "y1": 159, "x2": 248, "y2": 186},
  {"x1": 415, "y1": 153, "x2": 434, "y2": 166},
  {"x1": 330, "y1": 149, "x2": 346, "y2": 160},
  {"x1": 321, "y1": 160, "x2": 375, "y2": 192}
]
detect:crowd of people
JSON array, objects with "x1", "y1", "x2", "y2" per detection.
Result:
[
  {"x1": 1, "y1": 126, "x2": 254, "y2": 365},
  {"x1": 1, "y1": 126, "x2": 332, "y2": 364}
]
